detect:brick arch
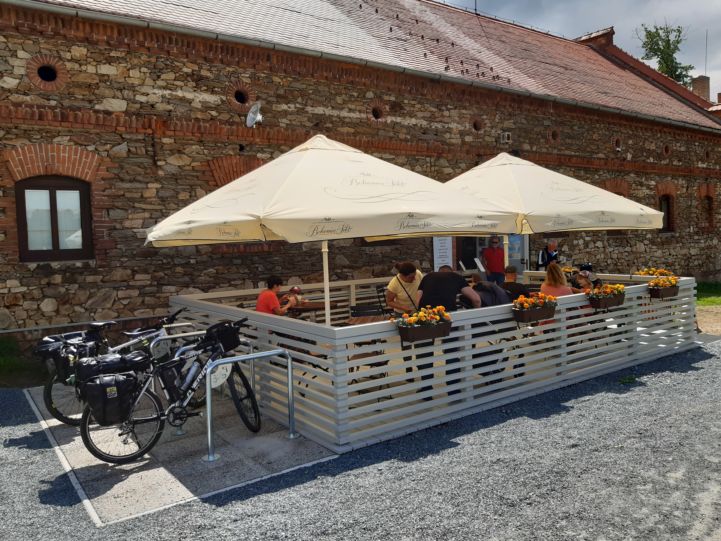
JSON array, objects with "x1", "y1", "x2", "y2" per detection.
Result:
[
  {"x1": 208, "y1": 156, "x2": 265, "y2": 187},
  {"x1": 698, "y1": 182, "x2": 716, "y2": 199},
  {"x1": 655, "y1": 180, "x2": 678, "y2": 198},
  {"x1": 3, "y1": 144, "x2": 102, "y2": 183},
  {"x1": 600, "y1": 178, "x2": 630, "y2": 197}
]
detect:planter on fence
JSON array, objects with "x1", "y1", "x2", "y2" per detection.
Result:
[
  {"x1": 511, "y1": 305, "x2": 556, "y2": 323},
  {"x1": 589, "y1": 293, "x2": 625, "y2": 310},
  {"x1": 398, "y1": 321, "x2": 452, "y2": 343},
  {"x1": 649, "y1": 285, "x2": 679, "y2": 299}
]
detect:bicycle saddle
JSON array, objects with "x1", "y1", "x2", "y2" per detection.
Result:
[
  {"x1": 122, "y1": 327, "x2": 158, "y2": 338},
  {"x1": 88, "y1": 321, "x2": 116, "y2": 330}
]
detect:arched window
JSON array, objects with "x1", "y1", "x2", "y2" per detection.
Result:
[
  {"x1": 15, "y1": 176, "x2": 93, "y2": 262},
  {"x1": 658, "y1": 194, "x2": 674, "y2": 232}
]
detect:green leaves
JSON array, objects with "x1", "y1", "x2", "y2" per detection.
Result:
[{"x1": 637, "y1": 23, "x2": 695, "y2": 86}]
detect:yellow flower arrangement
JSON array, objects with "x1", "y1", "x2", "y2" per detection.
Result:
[
  {"x1": 512, "y1": 292, "x2": 557, "y2": 311},
  {"x1": 635, "y1": 267, "x2": 675, "y2": 277},
  {"x1": 586, "y1": 283, "x2": 625, "y2": 300},
  {"x1": 392, "y1": 305, "x2": 451, "y2": 328},
  {"x1": 648, "y1": 276, "x2": 679, "y2": 288}
]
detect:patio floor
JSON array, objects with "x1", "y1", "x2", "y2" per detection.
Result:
[{"x1": 25, "y1": 385, "x2": 335, "y2": 526}]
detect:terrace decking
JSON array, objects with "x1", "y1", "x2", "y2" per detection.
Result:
[{"x1": 171, "y1": 274, "x2": 696, "y2": 453}]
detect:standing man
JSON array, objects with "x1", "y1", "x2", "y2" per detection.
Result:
[
  {"x1": 537, "y1": 240, "x2": 558, "y2": 271},
  {"x1": 481, "y1": 236, "x2": 505, "y2": 285},
  {"x1": 415, "y1": 266, "x2": 481, "y2": 398}
]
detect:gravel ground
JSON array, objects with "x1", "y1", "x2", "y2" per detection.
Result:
[{"x1": 2, "y1": 340, "x2": 721, "y2": 541}]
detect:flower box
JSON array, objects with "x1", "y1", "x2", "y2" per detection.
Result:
[
  {"x1": 589, "y1": 293, "x2": 625, "y2": 310},
  {"x1": 398, "y1": 321, "x2": 451, "y2": 343},
  {"x1": 649, "y1": 285, "x2": 679, "y2": 299},
  {"x1": 511, "y1": 305, "x2": 556, "y2": 323}
]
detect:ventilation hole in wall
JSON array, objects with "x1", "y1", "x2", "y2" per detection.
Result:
[
  {"x1": 614, "y1": 138, "x2": 621, "y2": 151},
  {"x1": 371, "y1": 107, "x2": 383, "y2": 120},
  {"x1": 472, "y1": 119, "x2": 482, "y2": 132},
  {"x1": 663, "y1": 144, "x2": 671, "y2": 156},
  {"x1": 37, "y1": 65, "x2": 57, "y2": 82},
  {"x1": 238, "y1": 144, "x2": 246, "y2": 153},
  {"x1": 705, "y1": 150, "x2": 711, "y2": 160},
  {"x1": 234, "y1": 90, "x2": 248, "y2": 105},
  {"x1": 550, "y1": 130, "x2": 560, "y2": 142}
]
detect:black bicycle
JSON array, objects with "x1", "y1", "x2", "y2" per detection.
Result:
[
  {"x1": 36, "y1": 309, "x2": 189, "y2": 426},
  {"x1": 79, "y1": 320, "x2": 260, "y2": 464}
]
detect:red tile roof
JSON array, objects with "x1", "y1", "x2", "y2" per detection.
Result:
[{"x1": 21, "y1": 0, "x2": 721, "y2": 131}]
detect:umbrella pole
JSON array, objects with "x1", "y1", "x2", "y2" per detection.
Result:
[{"x1": 322, "y1": 240, "x2": 331, "y2": 326}]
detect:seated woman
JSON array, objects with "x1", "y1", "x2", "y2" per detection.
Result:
[
  {"x1": 540, "y1": 262, "x2": 576, "y2": 297},
  {"x1": 385, "y1": 261, "x2": 423, "y2": 315},
  {"x1": 255, "y1": 275, "x2": 297, "y2": 315}
]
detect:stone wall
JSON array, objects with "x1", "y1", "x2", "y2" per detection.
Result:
[{"x1": 0, "y1": 4, "x2": 719, "y2": 332}]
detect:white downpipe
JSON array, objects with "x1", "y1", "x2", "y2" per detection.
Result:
[{"x1": 322, "y1": 240, "x2": 331, "y2": 326}]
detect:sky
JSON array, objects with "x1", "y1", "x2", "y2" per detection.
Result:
[{"x1": 445, "y1": 0, "x2": 721, "y2": 102}]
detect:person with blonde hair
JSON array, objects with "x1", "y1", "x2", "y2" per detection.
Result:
[{"x1": 540, "y1": 262, "x2": 574, "y2": 297}]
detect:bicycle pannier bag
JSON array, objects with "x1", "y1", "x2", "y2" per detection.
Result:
[
  {"x1": 205, "y1": 321, "x2": 241, "y2": 353},
  {"x1": 84, "y1": 373, "x2": 138, "y2": 426}
]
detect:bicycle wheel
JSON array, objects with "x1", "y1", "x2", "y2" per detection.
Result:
[
  {"x1": 80, "y1": 389, "x2": 164, "y2": 464},
  {"x1": 188, "y1": 381, "x2": 207, "y2": 409},
  {"x1": 43, "y1": 375, "x2": 83, "y2": 426},
  {"x1": 228, "y1": 364, "x2": 261, "y2": 432}
]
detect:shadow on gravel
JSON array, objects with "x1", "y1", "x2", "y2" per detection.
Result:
[
  {"x1": 38, "y1": 475, "x2": 81, "y2": 508},
  {"x1": 3, "y1": 428, "x2": 53, "y2": 451},
  {"x1": 202, "y1": 346, "x2": 716, "y2": 508}
]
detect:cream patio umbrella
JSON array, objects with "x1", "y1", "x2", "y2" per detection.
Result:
[
  {"x1": 446, "y1": 152, "x2": 664, "y2": 234},
  {"x1": 146, "y1": 135, "x2": 517, "y2": 323}
]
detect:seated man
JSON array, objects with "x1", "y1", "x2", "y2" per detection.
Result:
[
  {"x1": 473, "y1": 280, "x2": 511, "y2": 307},
  {"x1": 255, "y1": 275, "x2": 297, "y2": 315},
  {"x1": 502, "y1": 265, "x2": 530, "y2": 301},
  {"x1": 416, "y1": 265, "x2": 481, "y2": 398}
]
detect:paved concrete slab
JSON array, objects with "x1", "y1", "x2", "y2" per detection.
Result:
[{"x1": 26, "y1": 385, "x2": 334, "y2": 525}]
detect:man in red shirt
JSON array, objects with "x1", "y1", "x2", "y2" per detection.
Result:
[
  {"x1": 480, "y1": 236, "x2": 505, "y2": 285},
  {"x1": 256, "y1": 275, "x2": 297, "y2": 315}
]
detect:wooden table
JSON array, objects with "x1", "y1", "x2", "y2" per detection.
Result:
[
  {"x1": 288, "y1": 301, "x2": 338, "y2": 322},
  {"x1": 345, "y1": 315, "x2": 389, "y2": 326}
]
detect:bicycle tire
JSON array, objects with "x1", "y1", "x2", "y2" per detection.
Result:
[
  {"x1": 80, "y1": 388, "x2": 165, "y2": 464},
  {"x1": 43, "y1": 375, "x2": 83, "y2": 426},
  {"x1": 188, "y1": 383, "x2": 207, "y2": 409},
  {"x1": 228, "y1": 364, "x2": 261, "y2": 433}
]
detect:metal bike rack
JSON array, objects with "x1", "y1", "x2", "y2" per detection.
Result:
[
  {"x1": 203, "y1": 348, "x2": 297, "y2": 463},
  {"x1": 148, "y1": 330, "x2": 208, "y2": 359}
]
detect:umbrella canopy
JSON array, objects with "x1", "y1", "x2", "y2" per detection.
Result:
[
  {"x1": 146, "y1": 135, "x2": 517, "y2": 247},
  {"x1": 445, "y1": 153, "x2": 664, "y2": 234},
  {"x1": 146, "y1": 135, "x2": 517, "y2": 324}
]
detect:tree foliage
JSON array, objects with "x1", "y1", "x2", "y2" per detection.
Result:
[{"x1": 637, "y1": 23, "x2": 695, "y2": 86}]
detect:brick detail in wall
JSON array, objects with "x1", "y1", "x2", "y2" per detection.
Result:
[
  {"x1": 25, "y1": 54, "x2": 69, "y2": 92},
  {"x1": 3, "y1": 144, "x2": 102, "y2": 183},
  {"x1": 698, "y1": 182, "x2": 716, "y2": 199},
  {"x1": 600, "y1": 178, "x2": 630, "y2": 197},
  {"x1": 208, "y1": 156, "x2": 265, "y2": 187},
  {"x1": 656, "y1": 180, "x2": 678, "y2": 197},
  {"x1": 3, "y1": 101, "x2": 721, "y2": 182}
]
